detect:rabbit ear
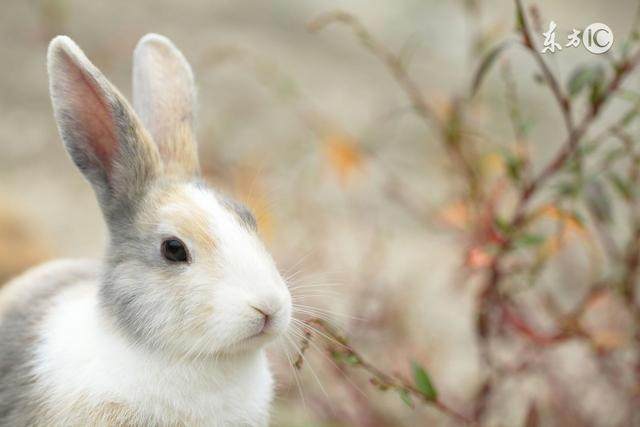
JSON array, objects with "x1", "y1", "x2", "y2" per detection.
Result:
[
  {"x1": 47, "y1": 36, "x2": 162, "y2": 223},
  {"x1": 132, "y1": 34, "x2": 200, "y2": 179}
]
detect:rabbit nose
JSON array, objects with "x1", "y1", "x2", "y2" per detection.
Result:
[{"x1": 251, "y1": 306, "x2": 272, "y2": 331}]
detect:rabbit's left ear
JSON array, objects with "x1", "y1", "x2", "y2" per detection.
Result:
[
  {"x1": 132, "y1": 34, "x2": 199, "y2": 179},
  {"x1": 48, "y1": 36, "x2": 162, "y2": 223}
]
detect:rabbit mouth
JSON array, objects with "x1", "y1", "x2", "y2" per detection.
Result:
[
  {"x1": 245, "y1": 316, "x2": 287, "y2": 343},
  {"x1": 249, "y1": 321, "x2": 278, "y2": 340},
  {"x1": 225, "y1": 329, "x2": 277, "y2": 354}
]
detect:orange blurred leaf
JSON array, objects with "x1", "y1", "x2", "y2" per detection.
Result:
[
  {"x1": 581, "y1": 291, "x2": 633, "y2": 351},
  {"x1": 481, "y1": 152, "x2": 506, "y2": 178},
  {"x1": 536, "y1": 205, "x2": 586, "y2": 235},
  {"x1": 531, "y1": 205, "x2": 592, "y2": 259},
  {"x1": 439, "y1": 200, "x2": 471, "y2": 230},
  {"x1": 323, "y1": 134, "x2": 363, "y2": 185},
  {"x1": 467, "y1": 247, "x2": 493, "y2": 268}
]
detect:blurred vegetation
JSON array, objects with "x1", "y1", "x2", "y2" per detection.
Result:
[{"x1": 289, "y1": 1, "x2": 640, "y2": 425}]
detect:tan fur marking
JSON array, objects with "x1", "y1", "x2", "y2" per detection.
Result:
[
  {"x1": 159, "y1": 117, "x2": 199, "y2": 179},
  {"x1": 141, "y1": 185, "x2": 215, "y2": 251},
  {"x1": 33, "y1": 395, "x2": 147, "y2": 426}
]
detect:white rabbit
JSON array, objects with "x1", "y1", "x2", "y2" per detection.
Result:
[{"x1": 0, "y1": 34, "x2": 292, "y2": 427}]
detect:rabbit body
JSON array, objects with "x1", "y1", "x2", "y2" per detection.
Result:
[
  {"x1": 0, "y1": 260, "x2": 273, "y2": 427},
  {"x1": 0, "y1": 34, "x2": 291, "y2": 427}
]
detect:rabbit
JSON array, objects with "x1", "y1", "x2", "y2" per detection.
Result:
[{"x1": 0, "y1": 34, "x2": 292, "y2": 427}]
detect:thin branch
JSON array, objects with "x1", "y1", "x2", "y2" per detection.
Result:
[
  {"x1": 308, "y1": 11, "x2": 481, "y2": 199},
  {"x1": 308, "y1": 11, "x2": 440, "y2": 127},
  {"x1": 296, "y1": 318, "x2": 475, "y2": 425},
  {"x1": 515, "y1": 0, "x2": 573, "y2": 134},
  {"x1": 511, "y1": 47, "x2": 640, "y2": 232}
]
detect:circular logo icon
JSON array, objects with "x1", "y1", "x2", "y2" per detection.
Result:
[{"x1": 583, "y1": 23, "x2": 614, "y2": 54}]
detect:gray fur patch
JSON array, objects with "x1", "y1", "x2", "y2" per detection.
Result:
[
  {"x1": 219, "y1": 194, "x2": 258, "y2": 232},
  {"x1": 0, "y1": 261, "x2": 99, "y2": 426},
  {"x1": 191, "y1": 180, "x2": 257, "y2": 232}
]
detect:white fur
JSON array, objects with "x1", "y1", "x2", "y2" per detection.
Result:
[
  {"x1": 33, "y1": 282, "x2": 274, "y2": 426},
  {"x1": 142, "y1": 184, "x2": 293, "y2": 356}
]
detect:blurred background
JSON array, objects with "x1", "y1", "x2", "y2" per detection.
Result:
[{"x1": 1, "y1": 0, "x2": 639, "y2": 426}]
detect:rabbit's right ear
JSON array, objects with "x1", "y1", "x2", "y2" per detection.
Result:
[
  {"x1": 47, "y1": 36, "x2": 162, "y2": 221},
  {"x1": 132, "y1": 34, "x2": 199, "y2": 179}
]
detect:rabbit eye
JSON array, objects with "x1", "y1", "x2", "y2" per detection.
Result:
[{"x1": 161, "y1": 238, "x2": 190, "y2": 263}]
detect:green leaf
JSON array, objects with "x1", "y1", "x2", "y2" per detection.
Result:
[
  {"x1": 445, "y1": 106, "x2": 463, "y2": 146},
  {"x1": 585, "y1": 180, "x2": 612, "y2": 223},
  {"x1": 568, "y1": 67, "x2": 593, "y2": 97},
  {"x1": 494, "y1": 216, "x2": 513, "y2": 235},
  {"x1": 412, "y1": 362, "x2": 438, "y2": 400},
  {"x1": 617, "y1": 89, "x2": 640, "y2": 103},
  {"x1": 515, "y1": 0, "x2": 525, "y2": 32},
  {"x1": 578, "y1": 143, "x2": 598, "y2": 157},
  {"x1": 500, "y1": 148, "x2": 524, "y2": 184},
  {"x1": 331, "y1": 350, "x2": 360, "y2": 366},
  {"x1": 519, "y1": 119, "x2": 535, "y2": 137},
  {"x1": 344, "y1": 354, "x2": 360, "y2": 365},
  {"x1": 471, "y1": 40, "x2": 515, "y2": 97},
  {"x1": 608, "y1": 173, "x2": 633, "y2": 200},
  {"x1": 619, "y1": 105, "x2": 640, "y2": 127},
  {"x1": 567, "y1": 65, "x2": 605, "y2": 98},
  {"x1": 556, "y1": 180, "x2": 580, "y2": 197},
  {"x1": 398, "y1": 388, "x2": 414, "y2": 408},
  {"x1": 602, "y1": 147, "x2": 625, "y2": 166},
  {"x1": 516, "y1": 233, "x2": 545, "y2": 247},
  {"x1": 370, "y1": 377, "x2": 389, "y2": 391},
  {"x1": 533, "y1": 73, "x2": 545, "y2": 85}
]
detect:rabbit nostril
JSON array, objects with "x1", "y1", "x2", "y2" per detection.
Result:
[{"x1": 251, "y1": 306, "x2": 271, "y2": 330}]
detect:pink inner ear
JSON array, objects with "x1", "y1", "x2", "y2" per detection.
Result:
[{"x1": 62, "y1": 52, "x2": 119, "y2": 177}]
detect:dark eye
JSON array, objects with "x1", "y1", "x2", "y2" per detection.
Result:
[{"x1": 161, "y1": 238, "x2": 190, "y2": 263}]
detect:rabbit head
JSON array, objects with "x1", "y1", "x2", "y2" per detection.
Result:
[{"x1": 47, "y1": 34, "x2": 292, "y2": 357}]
